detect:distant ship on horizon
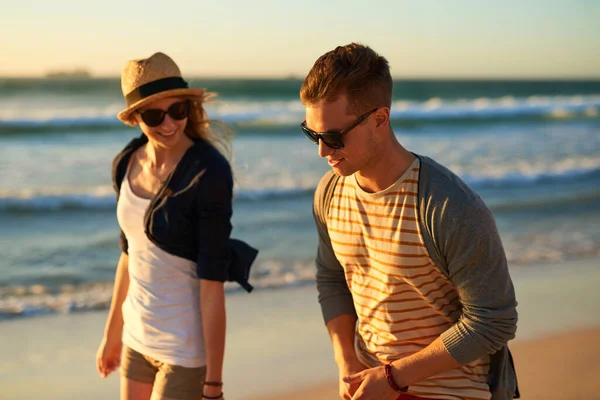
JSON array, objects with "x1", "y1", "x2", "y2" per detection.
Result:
[{"x1": 45, "y1": 68, "x2": 92, "y2": 79}]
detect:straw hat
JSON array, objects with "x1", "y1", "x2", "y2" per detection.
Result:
[{"x1": 117, "y1": 52, "x2": 206, "y2": 125}]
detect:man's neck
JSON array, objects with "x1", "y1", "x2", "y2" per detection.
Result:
[{"x1": 355, "y1": 139, "x2": 416, "y2": 193}]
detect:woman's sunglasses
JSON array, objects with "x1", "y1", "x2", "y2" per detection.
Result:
[
  {"x1": 300, "y1": 108, "x2": 378, "y2": 150},
  {"x1": 137, "y1": 100, "x2": 191, "y2": 127}
]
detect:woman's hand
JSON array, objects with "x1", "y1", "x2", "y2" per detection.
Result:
[{"x1": 95, "y1": 334, "x2": 122, "y2": 378}]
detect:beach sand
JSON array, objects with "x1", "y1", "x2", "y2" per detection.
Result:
[
  {"x1": 0, "y1": 258, "x2": 598, "y2": 399},
  {"x1": 257, "y1": 327, "x2": 600, "y2": 400}
]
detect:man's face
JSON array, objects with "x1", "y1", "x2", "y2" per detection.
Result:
[{"x1": 304, "y1": 95, "x2": 378, "y2": 177}]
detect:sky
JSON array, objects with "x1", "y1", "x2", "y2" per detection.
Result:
[{"x1": 1, "y1": 0, "x2": 599, "y2": 79}]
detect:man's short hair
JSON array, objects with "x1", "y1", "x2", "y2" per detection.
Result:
[{"x1": 300, "y1": 43, "x2": 393, "y2": 115}]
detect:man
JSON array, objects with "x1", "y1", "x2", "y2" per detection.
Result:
[{"x1": 300, "y1": 43, "x2": 518, "y2": 400}]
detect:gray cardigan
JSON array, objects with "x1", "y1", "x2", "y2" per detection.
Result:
[{"x1": 313, "y1": 155, "x2": 519, "y2": 399}]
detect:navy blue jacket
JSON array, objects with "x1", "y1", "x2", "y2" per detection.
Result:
[{"x1": 112, "y1": 133, "x2": 257, "y2": 292}]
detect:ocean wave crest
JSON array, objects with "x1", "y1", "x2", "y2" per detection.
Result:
[
  {"x1": 0, "y1": 259, "x2": 317, "y2": 320},
  {"x1": 2, "y1": 232, "x2": 599, "y2": 321},
  {"x1": 2, "y1": 94, "x2": 599, "y2": 134},
  {"x1": 1, "y1": 164, "x2": 598, "y2": 213}
]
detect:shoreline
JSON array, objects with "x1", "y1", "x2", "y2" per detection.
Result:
[
  {"x1": 0, "y1": 256, "x2": 598, "y2": 399},
  {"x1": 2, "y1": 255, "x2": 598, "y2": 326}
]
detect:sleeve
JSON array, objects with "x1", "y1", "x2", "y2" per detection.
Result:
[
  {"x1": 314, "y1": 172, "x2": 357, "y2": 324},
  {"x1": 436, "y1": 199, "x2": 518, "y2": 365},
  {"x1": 194, "y1": 161, "x2": 234, "y2": 282}
]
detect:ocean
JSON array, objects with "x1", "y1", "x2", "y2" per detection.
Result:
[{"x1": 1, "y1": 78, "x2": 599, "y2": 320}]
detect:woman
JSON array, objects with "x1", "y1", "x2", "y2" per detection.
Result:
[{"x1": 96, "y1": 52, "x2": 256, "y2": 400}]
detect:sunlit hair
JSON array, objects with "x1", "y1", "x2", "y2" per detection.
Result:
[
  {"x1": 300, "y1": 43, "x2": 393, "y2": 115},
  {"x1": 183, "y1": 93, "x2": 233, "y2": 160}
]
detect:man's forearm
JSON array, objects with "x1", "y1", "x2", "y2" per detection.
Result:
[
  {"x1": 390, "y1": 337, "x2": 461, "y2": 388},
  {"x1": 326, "y1": 314, "x2": 360, "y2": 366}
]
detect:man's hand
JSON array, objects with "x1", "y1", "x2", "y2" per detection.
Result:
[
  {"x1": 344, "y1": 365, "x2": 400, "y2": 400},
  {"x1": 337, "y1": 358, "x2": 366, "y2": 400}
]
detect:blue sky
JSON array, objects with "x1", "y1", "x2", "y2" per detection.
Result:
[{"x1": 1, "y1": 0, "x2": 599, "y2": 78}]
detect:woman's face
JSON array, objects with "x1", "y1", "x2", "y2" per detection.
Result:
[{"x1": 135, "y1": 96, "x2": 190, "y2": 148}]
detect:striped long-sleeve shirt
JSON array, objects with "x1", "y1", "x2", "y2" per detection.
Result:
[{"x1": 314, "y1": 155, "x2": 518, "y2": 400}]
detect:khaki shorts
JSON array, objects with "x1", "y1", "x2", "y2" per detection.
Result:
[{"x1": 121, "y1": 345, "x2": 206, "y2": 400}]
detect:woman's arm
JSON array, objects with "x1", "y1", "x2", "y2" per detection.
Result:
[
  {"x1": 96, "y1": 252, "x2": 130, "y2": 377},
  {"x1": 194, "y1": 156, "x2": 233, "y2": 398},
  {"x1": 200, "y1": 280, "x2": 226, "y2": 398},
  {"x1": 104, "y1": 252, "x2": 130, "y2": 337}
]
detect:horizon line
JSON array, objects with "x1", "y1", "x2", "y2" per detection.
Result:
[{"x1": 2, "y1": 74, "x2": 600, "y2": 81}]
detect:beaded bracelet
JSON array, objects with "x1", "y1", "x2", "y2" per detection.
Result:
[{"x1": 384, "y1": 363, "x2": 408, "y2": 393}]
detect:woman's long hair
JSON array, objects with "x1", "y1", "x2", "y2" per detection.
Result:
[{"x1": 184, "y1": 93, "x2": 233, "y2": 160}]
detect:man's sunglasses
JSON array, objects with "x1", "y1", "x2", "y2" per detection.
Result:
[
  {"x1": 300, "y1": 108, "x2": 378, "y2": 150},
  {"x1": 137, "y1": 100, "x2": 191, "y2": 127}
]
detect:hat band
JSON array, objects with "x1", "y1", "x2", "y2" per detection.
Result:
[{"x1": 125, "y1": 77, "x2": 189, "y2": 106}]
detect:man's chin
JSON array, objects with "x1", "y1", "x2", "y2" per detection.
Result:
[{"x1": 331, "y1": 165, "x2": 354, "y2": 177}]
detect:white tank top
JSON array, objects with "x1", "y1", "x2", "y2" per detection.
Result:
[{"x1": 117, "y1": 169, "x2": 206, "y2": 368}]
